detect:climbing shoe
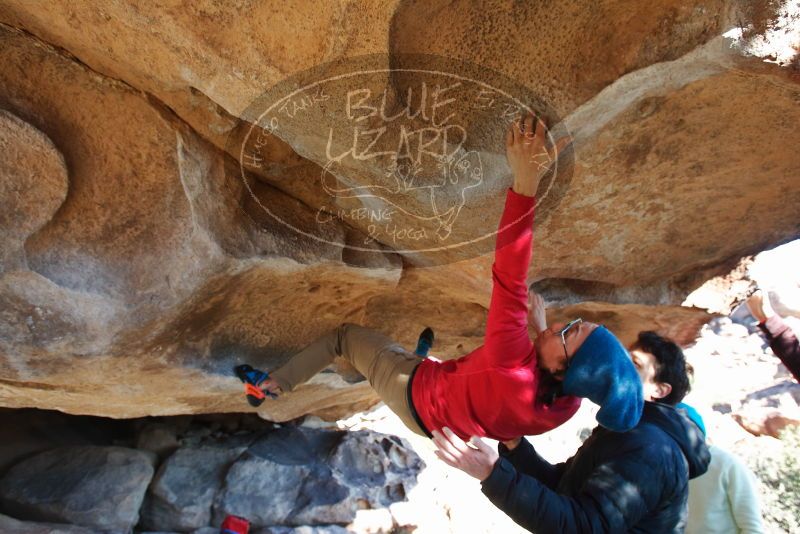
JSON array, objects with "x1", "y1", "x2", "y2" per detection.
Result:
[
  {"x1": 414, "y1": 327, "x2": 434, "y2": 358},
  {"x1": 234, "y1": 364, "x2": 277, "y2": 407}
]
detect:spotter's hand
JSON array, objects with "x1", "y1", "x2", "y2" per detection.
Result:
[{"x1": 432, "y1": 427, "x2": 499, "y2": 481}]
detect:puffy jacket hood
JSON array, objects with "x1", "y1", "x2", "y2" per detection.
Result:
[{"x1": 641, "y1": 401, "x2": 710, "y2": 478}]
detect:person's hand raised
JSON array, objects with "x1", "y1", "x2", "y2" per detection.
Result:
[
  {"x1": 746, "y1": 290, "x2": 775, "y2": 323},
  {"x1": 506, "y1": 113, "x2": 571, "y2": 197}
]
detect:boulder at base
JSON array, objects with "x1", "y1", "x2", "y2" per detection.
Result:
[{"x1": 0, "y1": 446, "x2": 156, "y2": 532}]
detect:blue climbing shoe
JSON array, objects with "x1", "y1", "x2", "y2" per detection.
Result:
[{"x1": 415, "y1": 327, "x2": 434, "y2": 358}]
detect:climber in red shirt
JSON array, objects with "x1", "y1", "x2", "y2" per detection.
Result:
[{"x1": 237, "y1": 113, "x2": 643, "y2": 440}]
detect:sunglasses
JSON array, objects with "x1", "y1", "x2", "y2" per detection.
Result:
[{"x1": 558, "y1": 318, "x2": 583, "y2": 374}]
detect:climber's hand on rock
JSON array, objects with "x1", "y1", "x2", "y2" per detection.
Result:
[{"x1": 506, "y1": 113, "x2": 571, "y2": 197}]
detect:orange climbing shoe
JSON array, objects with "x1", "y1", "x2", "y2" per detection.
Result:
[{"x1": 234, "y1": 364, "x2": 277, "y2": 407}]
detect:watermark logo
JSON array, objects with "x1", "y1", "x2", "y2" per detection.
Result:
[{"x1": 227, "y1": 54, "x2": 574, "y2": 265}]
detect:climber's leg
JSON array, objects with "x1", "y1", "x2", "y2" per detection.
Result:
[
  {"x1": 335, "y1": 323, "x2": 425, "y2": 436},
  {"x1": 271, "y1": 323, "x2": 427, "y2": 436},
  {"x1": 269, "y1": 325, "x2": 346, "y2": 392}
]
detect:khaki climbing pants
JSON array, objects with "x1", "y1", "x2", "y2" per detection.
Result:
[{"x1": 271, "y1": 322, "x2": 428, "y2": 437}]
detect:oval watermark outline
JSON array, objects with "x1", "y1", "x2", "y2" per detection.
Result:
[{"x1": 237, "y1": 59, "x2": 573, "y2": 255}]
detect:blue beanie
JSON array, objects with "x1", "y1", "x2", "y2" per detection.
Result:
[
  {"x1": 562, "y1": 326, "x2": 643, "y2": 432},
  {"x1": 676, "y1": 402, "x2": 707, "y2": 436}
]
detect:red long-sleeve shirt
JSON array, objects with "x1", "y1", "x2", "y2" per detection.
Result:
[{"x1": 411, "y1": 187, "x2": 581, "y2": 441}]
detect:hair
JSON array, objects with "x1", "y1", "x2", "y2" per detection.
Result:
[
  {"x1": 631, "y1": 331, "x2": 691, "y2": 405},
  {"x1": 536, "y1": 369, "x2": 564, "y2": 406}
]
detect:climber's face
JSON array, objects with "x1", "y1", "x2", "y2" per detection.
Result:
[{"x1": 534, "y1": 320, "x2": 598, "y2": 380}]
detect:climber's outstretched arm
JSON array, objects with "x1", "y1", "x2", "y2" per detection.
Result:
[{"x1": 482, "y1": 115, "x2": 571, "y2": 367}]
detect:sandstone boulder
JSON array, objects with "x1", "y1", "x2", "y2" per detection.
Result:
[
  {"x1": 0, "y1": 446, "x2": 156, "y2": 532},
  {"x1": 0, "y1": 514, "x2": 101, "y2": 534},
  {"x1": 732, "y1": 380, "x2": 800, "y2": 438},
  {"x1": 0, "y1": 1, "x2": 796, "y2": 421},
  {"x1": 139, "y1": 441, "x2": 252, "y2": 532},
  {"x1": 0, "y1": 24, "x2": 400, "y2": 420},
  {"x1": 0, "y1": 110, "x2": 67, "y2": 274},
  {"x1": 213, "y1": 427, "x2": 422, "y2": 528}
]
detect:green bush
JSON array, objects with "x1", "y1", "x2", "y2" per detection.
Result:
[{"x1": 743, "y1": 424, "x2": 800, "y2": 533}]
